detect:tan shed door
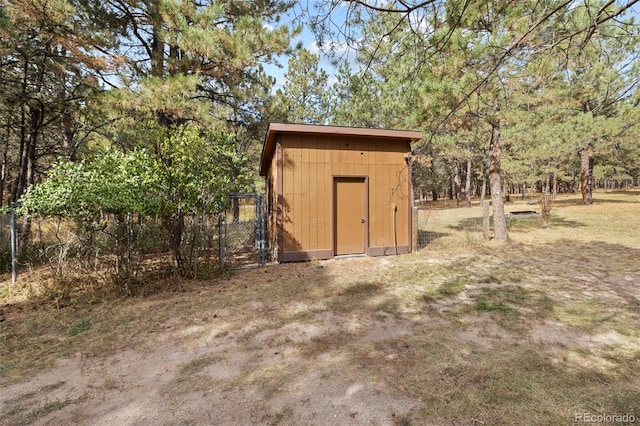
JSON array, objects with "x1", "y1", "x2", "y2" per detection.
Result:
[{"x1": 334, "y1": 177, "x2": 366, "y2": 255}]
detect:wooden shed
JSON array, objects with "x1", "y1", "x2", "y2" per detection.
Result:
[{"x1": 260, "y1": 123, "x2": 422, "y2": 262}]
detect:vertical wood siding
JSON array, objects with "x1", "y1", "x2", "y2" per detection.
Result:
[{"x1": 280, "y1": 134, "x2": 410, "y2": 254}]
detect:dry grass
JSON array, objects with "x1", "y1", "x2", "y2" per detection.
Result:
[{"x1": 1, "y1": 189, "x2": 639, "y2": 425}]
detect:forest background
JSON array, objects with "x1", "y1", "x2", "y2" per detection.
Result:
[{"x1": 0, "y1": 0, "x2": 639, "y2": 287}]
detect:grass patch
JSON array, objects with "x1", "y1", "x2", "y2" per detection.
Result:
[
  {"x1": 68, "y1": 318, "x2": 91, "y2": 336},
  {"x1": 232, "y1": 364, "x2": 291, "y2": 399},
  {"x1": 470, "y1": 286, "x2": 554, "y2": 331},
  {"x1": 260, "y1": 406, "x2": 294, "y2": 425},
  {"x1": 437, "y1": 276, "x2": 468, "y2": 297},
  {"x1": 302, "y1": 332, "x2": 353, "y2": 357},
  {"x1": 556, "y1": 298, "x2": 640, "y2": 337},
  {"x1": 338, "y1": 282, "x2": 383, "y2": 298},
  {"x1": 359, "y1": 328, "x2": 638, "y2": 424},
  {"x1": 474, "y1": 298, "x2": 512, "y2": 313},
  {"x1": 507, "y1": 215, "x2": 545, "y2": 231},
  {"x1": 372, "y1": 298, "x2": 401, "y2": 317},
  {"x1": 39, "y1": 380, "x2": 66, "y2": 393},
  {"x1": 26, "y1": 399, "x2": 73, "y2": 421},
  {"x1": 421, "y1": 274, "x2": 469, "y2": 303},
  {"x1": 179, "y1": 352, "x2": 222, "y2": 376},
  {"x1": 162, "y1": 352, "x2": 223, "y2": 395}
]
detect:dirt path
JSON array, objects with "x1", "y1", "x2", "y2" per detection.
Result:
[
  {"x1": 1, "y1": 260, "x2": 424, "y2": 425},
  {"x1": 2, "y1": 333, "x2": 414, "y2": 425}
]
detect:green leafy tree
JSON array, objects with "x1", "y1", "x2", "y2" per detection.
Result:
[
  {"x1": 93, "y1": 0, "x2": 298, "y2": 221},
  {"x1": 558, "y1": 5, "x2": 639, "y2": 203},
  {"x1": 3, "y1": 0, "x2": 298, "y2": 269},
  {"x1": 21, "y1": 149, "x2": 161, "y2": 219},
  {"x1": 500, "y1": 1, "x2": 640, "y2": 202},
  {"x1": 154, "y1": 125, "x2": 234, "y2": 270},
  {"x1": 21, "y1": 148, "x2": 162, "y2": 276},
  {"x1": 22, "y1": 125, "x2": 234, "y2": 273}
]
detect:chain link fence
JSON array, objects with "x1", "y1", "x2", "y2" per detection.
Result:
[
  {"x1": 414, "y1": 194, "x2": 558, "y2": 249},
  {"x1": 414, "y1": 200, "x2": 497, "y2": 249},
  {"x1": 219, "y1": 194, "x2": 266, "y2": 269},
  {"x1": 1, "y1": 193, "x2": 269, "y2": 299}
]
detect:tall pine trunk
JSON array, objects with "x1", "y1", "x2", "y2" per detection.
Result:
[
  {"x1": 489, "y1": 118, "x2": 508, "y2": 241},
  {"x1": 453, "y1": 162, "x2": 461, "y2": 207},
  {"x1": 1, "y1": 122, "x2": 10, "y2": 207},
  {"x1": 580, "y1": 148, "x2": 593, "y2": 205},
  {"x1": 465, "y1": 157, "x2": 472, "y2": 207}
]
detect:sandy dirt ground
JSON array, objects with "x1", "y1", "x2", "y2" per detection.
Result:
[
  {"x1": 2, "y1": 193, "x2": 640, "y2": 425},
  {"x1": 1, "y1": 259, "x2": 427, "y2": 425}
]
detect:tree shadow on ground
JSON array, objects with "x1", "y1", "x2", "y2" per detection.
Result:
[
  {"x1": 501, "y1": 239, "x2": 640, "y2": 307},
  {"x1": 550, "y1": 197, "x2": 639, "y2": 207},
  {"x1": 509, "y1": 215, "x2": 588, "y2": 233},
  {"x1": 448, "y1": 215, "x2": 588, "y2": 233}
]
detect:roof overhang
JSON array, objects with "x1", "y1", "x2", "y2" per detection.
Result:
[{"x1": 259, "y1": 123, "x2": 423, "y2": 176}]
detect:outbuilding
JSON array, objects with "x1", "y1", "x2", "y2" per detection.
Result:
[{"x1": 260, "y1": 123, "x2": 422, "y2": 262}]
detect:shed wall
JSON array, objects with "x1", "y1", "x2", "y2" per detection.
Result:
[{"x1": 279, "y1": 133, "x2": 411, "y2": 259}]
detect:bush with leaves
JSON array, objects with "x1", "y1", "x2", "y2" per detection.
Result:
[
  {"x1": 22, "y1": 148, "x2": 162, "y2": 219},
  {"x1": 21, "y1": 148, "x2": 162, "y2": 281},
  {"x1": 21, "y1": 124, "x2": 236, "y2": 282},
  {"x1": 154, "y1": 125, "x2": 235, "y2": 272}
]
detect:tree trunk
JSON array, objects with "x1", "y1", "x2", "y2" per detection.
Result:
[
  {"x1": 11, "y1": 60, "x2": 29, "y2": 204},
  {"x1": 165, "y1": 213, "x2": 185, "y2": 271},
  {"x1": 150, "y1": 1, "x2": 165, "y2": 79},
  {"x1": 62, "y1": 112, "x2": 78, "y2": 160},
  {"x1": 545, "y1": 174, "x2": 550, "y2": 194},
  {"x1": 465, "y1": 157, "x2": 472, "y2": 207},
  {"x1": 19, "y1": 105, "x2": 40, "y2": 246},
  {"x1": 580, "y1": 149, "x2": 593, "y2": 205},
  {"x1": 0, "y1": 122, "x2": 10, "y2": 207},
  {"x1": 489, "y1": 119, "x2": 508, "y2": 241},
  {"x1": 453, "y1": 163, "x2": 461, "y2": 207},
  {"x1": 232, "y1": 197, "x2": 240, "y2": 224}
]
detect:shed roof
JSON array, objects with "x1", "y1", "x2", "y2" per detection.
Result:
[{"x1": 259, "y1": 123, "x2": 423, "y2": 176}]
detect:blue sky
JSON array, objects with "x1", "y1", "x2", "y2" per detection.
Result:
[
  {"x1": 263, "y1": 1, "x2": 640, "y2": 92},
  {"x1": 262, "y1": 2, "x2": 353, "y2": 91}
]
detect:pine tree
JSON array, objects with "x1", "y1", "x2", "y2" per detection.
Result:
[{"x1": 272, "y1": 48, "x2": 329, "y2": 124}]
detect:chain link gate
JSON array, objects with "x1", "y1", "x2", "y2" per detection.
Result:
[{"x1": 218, "y1": 194, "x2": 266, "y2": 269}]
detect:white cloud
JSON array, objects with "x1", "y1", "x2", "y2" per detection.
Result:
[
  {"x1": 310, "y1": 39, "x2": 359, "y2": 71},
  {"x1": 408, "y1": 9, "x2": 433, "y2": 35}
]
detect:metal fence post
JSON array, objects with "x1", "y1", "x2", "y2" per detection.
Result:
[
  {"x1": 412, "y1": 206, "x2": 418, "y2": 252},
  {"x1": 482, "y1": 200, "x2": 491, "y2": 240},
  {"x1": 218, "y1": 214, "x2": 223, "y2": 270},
  {"x1": 258, "y1": 194, "x2": 265, "y2": 266}
]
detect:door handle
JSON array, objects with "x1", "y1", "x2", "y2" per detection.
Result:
[{"x1": 360, "y1": 218, "x2": 366, "y2": 223}]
